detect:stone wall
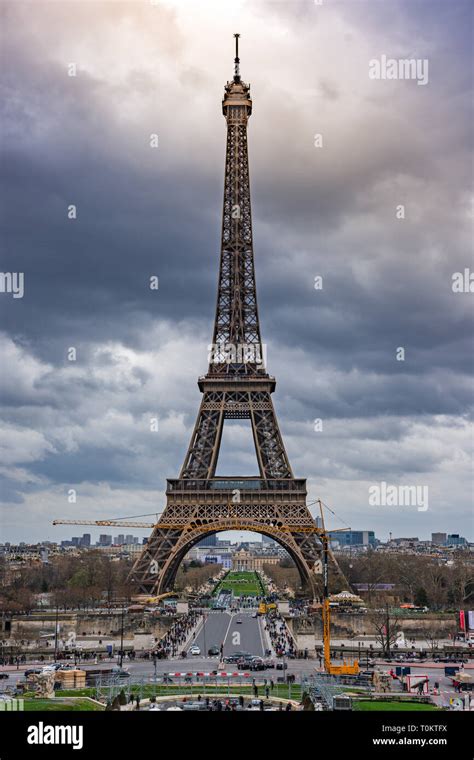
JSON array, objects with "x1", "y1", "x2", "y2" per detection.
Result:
[
  {"x1": 288, "y1": 612, "x2": 456, "y2": 640},
  {"x1": 8, "y1": 612, "x2": 175, "y2": 648}
]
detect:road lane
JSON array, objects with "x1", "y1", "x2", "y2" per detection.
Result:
[
  {"x1": 190, "y1": 612, "x2": 232, "y2": 656},
  {"x1": 223, "y1": 612, "x2": 265, "y2": 658},
  {"x1": 186, "y1": 611, "x2": 265, "y2": 659}
]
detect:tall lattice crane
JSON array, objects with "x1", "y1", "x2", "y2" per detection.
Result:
[{"x1": 317, "y1": 500, "x2": 359, "y2": 676}]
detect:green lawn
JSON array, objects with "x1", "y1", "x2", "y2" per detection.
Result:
[
  {"x1": 57, "y1": 682, "x2": 301, "y2": 701},
  {"x1": 24, "y1": 698, "x2": 104, "y2": 711},
  {"x1": 354, "y1": 700, "x2": 441, "y2": 712},
  {"x1": 213, "y1": 570, "x2": 266, "y2": 597}
]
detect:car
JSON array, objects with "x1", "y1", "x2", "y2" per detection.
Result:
[
  {"x1": 24, "y1": 668, "x2": 42, "y2": 678},
  {"x1": 189, "y1": 645, "x2": 201, "y2": 656},
  {"x1": 181, "y1": 701, "x2": 207, "y2": 711},
  {"x1": 223, "y1": 652, "x2": 250, "y2": 663},
  {"x1": 0, "y1": 673, "x2": 9, "y2": 680},
  {"x1": 208, "y1": 646, "x2": 220, "y2": 656},
  {"x1": 236, "y1": 619, "x2": 242, "y2": 624},
  {"x1": 111, "y1": 668, "x2": 130, "y2": 678},
  {"x1": 248, "y1": 657, "x2": 265, "y2": 671},
  {"x1": 263, "y1": 658, "x2": 275, "y2": 669},
  {"x1": 237, "y1": 657, "x2": 254, "y2": 670}
]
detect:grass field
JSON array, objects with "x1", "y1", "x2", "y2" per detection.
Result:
[
  {"x1": 213, "y1": 570, "x2": 266, "y2": 597},
  {"x1": 57, "y1": 683, "x2": 301, "y2": 701},
  {"x1": 353, "y1": 700, "x2": 441, "y2": 711},
  {"x1": 24, "y1": 698, "x2": 104, "y2": 711}
]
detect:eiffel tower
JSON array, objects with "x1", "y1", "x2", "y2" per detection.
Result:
[{"x1": 130, "y1": 35, "x2": 322, "y2": 597}]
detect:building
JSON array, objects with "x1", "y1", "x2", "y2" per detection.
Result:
[
  {"x1": 197, "y1": 535, "x2": 218, "y2": 548},
  {"x1": 114, "y1": 534, "x2": 125, "y2": 545},
  {"x1": 204, "y1": 554, "x2": 232, "y2": 569},
  {"x1": 390, "y1": 537, "x2": 419, "y2": 548},
  {"x1": 446, "y1": 534, "x2": 467, "y2": 547},
  {"x1": 98, "y1": 534, "x2": 112, "y2": 546},
  {"x1": 81, "y1": 533, "x2": 91, "y2": 547},
  {"x1": 232, "y1": 548, "x2": 280, "y2": 571},
  {"x1": 262, "y1": 534, "x2": 278, "y2": 547},
  {"x1": 329, "y1": 530, "x2": 376, "y2": 548},
  {"x1": 432, "y1": 532, "x2": 447, "y2": 545}
]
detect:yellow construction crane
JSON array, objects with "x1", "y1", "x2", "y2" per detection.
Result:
[
  {"x1": 316, "y1": 499, "x2": 359, "y2": 676},
  {"x1": 52, "y1": 518, "x2": 157, "y2": 528},
  {"x1": 131, "y1": 592, "x2": 176, "y2": 605}
]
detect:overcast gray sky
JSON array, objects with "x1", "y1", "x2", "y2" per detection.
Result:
[{"x1": 1, "y1": 0, "x2": 472, "y2": 545}]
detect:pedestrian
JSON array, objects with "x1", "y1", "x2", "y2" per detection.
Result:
[
  {"x1": 265, "y1": 686, "x2": 269, "y2": 699},
  {"x1": 270, "y1": 679, "x2": 274, "y2": 691},
  {"x1": 285, "y1": 702, "x2": 292, "y2": 711}
]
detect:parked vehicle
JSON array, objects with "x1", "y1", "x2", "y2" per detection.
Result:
[
  {"x1": 223, "y1": 652, "x2": 250, "y2": 663},
  {"x1": 24, "y1": 669, "x2": 42, "y2": 678},
  {"x1": 248, "y1": 657, "x2": 265, "y2": 671}
]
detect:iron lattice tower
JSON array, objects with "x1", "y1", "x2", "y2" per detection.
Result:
[{"x1": 130, "y1": 36, "x2": 322, "y2": 596}]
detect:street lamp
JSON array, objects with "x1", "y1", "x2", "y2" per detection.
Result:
[
  {"x1": 54, "y1": 603, "x2": 59, "y2": 663},
  {"x1": 118, "y1": 607, "x2": 125, "y2": 668}
]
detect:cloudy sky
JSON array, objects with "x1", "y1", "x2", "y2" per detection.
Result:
[{"x1": 1, "y1": 0, "x2": 472, "y2": 546}]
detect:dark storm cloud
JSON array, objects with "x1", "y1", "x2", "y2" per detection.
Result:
[{"x1": 0, "y1": 0, "x2": 472, "y2": 541}]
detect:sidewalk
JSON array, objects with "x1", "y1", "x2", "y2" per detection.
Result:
[{"x1": 170, "y1": 614, "x2": 203, "y2": 658}]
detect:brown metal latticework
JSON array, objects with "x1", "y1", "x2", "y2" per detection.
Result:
[{"x1": 130, "y1": 37, "x2": 322, "y2": 597}]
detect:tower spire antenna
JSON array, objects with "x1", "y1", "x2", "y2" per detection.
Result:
[{"x1": 233, "y1": 32, "x2": 241, "y2": 82}]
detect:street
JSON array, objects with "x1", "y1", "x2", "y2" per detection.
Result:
[{"x1": 190, "y1": 611, "x2": 265, "y2": 658}]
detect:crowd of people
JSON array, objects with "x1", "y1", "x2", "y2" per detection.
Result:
[
  {"x1": 152, "y1": 610, "x2": 201, "y2": 659},
  {"x1": 264, "y1": 612, "x2": 296, "y2": 658},
  {"x1": 147, "y1": 695, "x2": 293, "y2": 712}
]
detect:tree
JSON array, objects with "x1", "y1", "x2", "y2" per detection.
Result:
[
  {"x1": 367, "y1": 606, "x2": 401, "y2": 656},
  {"x1": 414, "y1": 587, "x2": 428, "y2": 608}
]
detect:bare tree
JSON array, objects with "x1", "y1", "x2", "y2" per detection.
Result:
[{"x1": 368, "y1": 605, "x2": 401, "y2": 656}]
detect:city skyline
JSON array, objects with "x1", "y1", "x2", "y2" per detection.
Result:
[{"x1": 1, "y1": 0, "x2": 473, "y2": 544}]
